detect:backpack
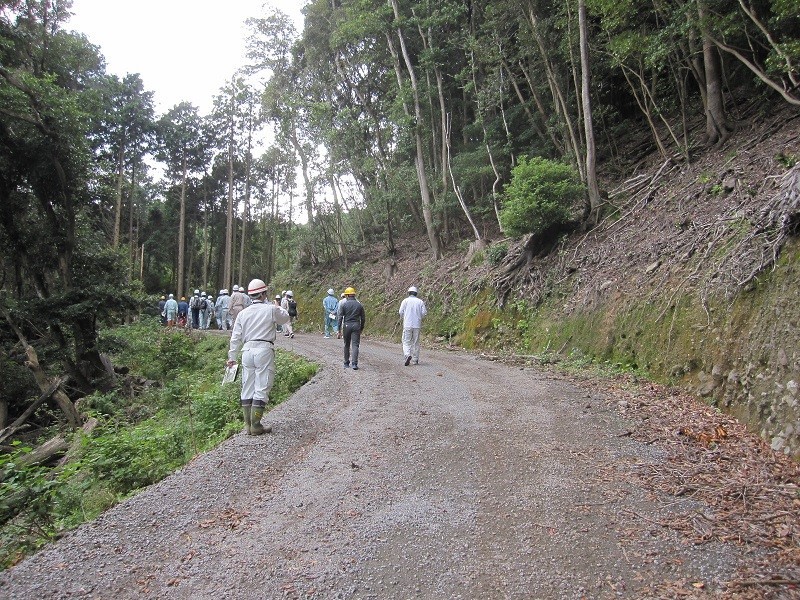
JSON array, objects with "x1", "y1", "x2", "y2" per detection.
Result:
[
  {"x1": 288, "y1": 299, "x2": 297, "y2": 317},
  {"x1": 200, "y1": 298, "x2": 208, "y2": 310}
]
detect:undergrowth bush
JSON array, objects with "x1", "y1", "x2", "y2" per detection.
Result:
[
  {"x1": 499, "y1": 156, "x2": 584, "y2": 237},
  {"x1": 485, "y1": 243, "x2": 508, "y2": 265},
  {"x1": 0, "y1": 318, "x2": 317, "y2": 570}
]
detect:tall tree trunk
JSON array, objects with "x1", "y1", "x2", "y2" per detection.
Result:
[
  {"x1": 112, "y1": 141, "x2": 125, "y2": 248},
  {"x1": 445, "y1": 114, "x2": 482, "y2": 243},
  {"x1": 525, "y1": 6, "x2": 584, "y2": 179},
  {"x1": 432, "y1": 65, "x2": 454, "y2": 241},
  {"x1": 330, "y1": 170, "x2": 347, "y2": 263},
  {"x1": 417, "y1": 19, "x2": 451, "y2": 242},
  {"x1": 177, "y1": 154, "x2": 187, "y2": 299},
  {"x1": 579, "y1": 0, "x2": 601, "y2": 223},
  {"x1": 127, "y1": 160, "x2": 137, "y2": 282},
  {"x1": 238, "y1": 120, "x2": 253, "y2": 284},
  {"x1": 202, "y1": 177, "x2": 211, "y2": 286},
  {"x1": 223, "y1": 121, "x2": 235, "y2": 289},
  {"x1": 389, "y1": 0, "x2": 441, "y2": 259},
  {"x1": 698, "y1": 0, "x2": 730, "y2": 144},
  {"x1": 518, "y1": 59, "x2": 563, "y2": 153},
  {"x1": 468, "y1": 49, "x2": 503, "y2": 234}
]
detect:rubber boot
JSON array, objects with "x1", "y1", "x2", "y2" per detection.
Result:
[
  {"x1": 241, "y1": 403, "x2": 252, "y2": 435},
  {"x1": 250, "y1": 405, "x2": 266, "y2": 435}
]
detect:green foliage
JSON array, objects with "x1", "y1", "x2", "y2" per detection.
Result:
[
  {"x1": 157, "y1": 332, "x2": 196, "y2": 375},
  {"x1": 776, "y1": 152, "x2": 798, "y2": 168},
  {"x1": 698, "y1": 172, "x2": 713, "y2": 184},
  {"x1": 273, "y1": 352, "x2": 319, "y2": 401},
  {"x1": 485, "y1": 243, "x2": 508, "y2": 265},
  {"x1": 0, "y1": 321, "x2": 317, "y2": 570},
  {"x1": 499, "y1": 157, "x2": 584, "y2": 237},
  {"x1": 85, "y1": 417, "x2": 191, "y2": 492}
]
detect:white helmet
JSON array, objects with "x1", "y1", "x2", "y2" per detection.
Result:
[
  {"x1": 408, "y1": 286, "x2": 418, "y2": 294},
  {"x1": 194, "y1": 289, "x2": 200, "y2": 295},
  {"x1": 248, "y1": 278, "x2": 267, "y2": 296},
  {"x1": 327, "y1": 288, "x2": 335, "y2": 295},
  {"x1": 232, "y1": 284, "x2": 239, "y2": 292},
  {"x1": 286, "y1": 290, "x2": 293, "y2": 297},
  {"x1": 201, "y1": 291, "x2": 206, "y2": 297}
]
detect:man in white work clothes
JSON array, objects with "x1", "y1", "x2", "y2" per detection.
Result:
[
  {"x1": 227, "y1": 279, "x2": 290, "y2": 435},
  {"x1": 398, "y1": 285, "x2": 427, "y2": 366}
]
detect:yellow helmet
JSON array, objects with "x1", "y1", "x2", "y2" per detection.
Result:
[{"x1": 344, "y1": 287, "x2": 356, "y2": 296}]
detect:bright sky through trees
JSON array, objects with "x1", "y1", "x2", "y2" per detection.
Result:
[{"x1": 67, "y1": 0, "x2": 304, "y2": 113}]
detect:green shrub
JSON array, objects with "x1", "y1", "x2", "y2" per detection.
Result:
[
  {"x1": 85, "y1": 418, "x2": 190, "y2": 493},
  {"x1": 485, "y1": 243, "x2": 508, "y2": 265},
  {"x1": 158, "y1": 332, "x2": 195, "y2": 375},
  {"x1": 272, "y1": 351, "x2": 319, "y2": 402},
  {"x1": 499, "y1": 156, "x2": 584, "y2": 237}
]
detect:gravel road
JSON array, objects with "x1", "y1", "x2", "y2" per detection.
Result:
[{"x1": 0, "y1": 333, "x2": 747, "y2": 599}]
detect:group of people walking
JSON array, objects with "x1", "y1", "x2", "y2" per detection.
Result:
[
  {"x1": 158, "y1": 285, "x2": 258, "y2": 331},
  {"x1": 225, "y1": 281, "x2": 427, "y2": 436}
]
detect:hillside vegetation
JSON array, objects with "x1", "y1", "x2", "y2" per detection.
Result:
[
  {"x1": 278, "y1": 105, "x2": 800, "y2": 458},
  {"x1": 0, "y1": 322, "x2": 317, "y2": 568}
]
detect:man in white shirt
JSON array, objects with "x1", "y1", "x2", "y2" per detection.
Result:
[
  {"x1": 227, "y1": 279, "x2": 290, "y2": 435},
  {"x1": 398, "y1": 286, "x2": 427, "y2": 366}
]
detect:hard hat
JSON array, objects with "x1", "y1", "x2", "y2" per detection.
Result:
[
  {"x1": 194, "y1": 289, "x2": 199, "y2": 295},
  {"x1": 248, "y1": 278, "x2": 267, "y2": 295},
  {"x1": 327, "y1": 288, "x2": 335, "y2": 295},
  {"x1": 344, "y1": 287, "x2": 356, "y2": 296},
  {"x1": 275, "y1": 294, "x2": 281, "y2": 300},
  {"x1": 181, "y1": 296, "x2": 186, "y2": 301},
  {"x1": 286, "y1": 290, "x2": 293, "y2": 297},
  {"x1": 169, "y1": 293, "x2": 174, "y2": 298},
  {"x1": 232, "y1": 284, "x2": 239, "y2": 292},
  {"x1": 161, "y1": 295, "x2": 165, "y2": 300},
  {"x1": 201, "y1": 291, "x2": 206, "y2": 297},
  {"x1": 219, "y1": 289, "x2": 224, "y2": 295},
  {"x1": 408, "y1": 286, "x2": 418, "y2": 294}
]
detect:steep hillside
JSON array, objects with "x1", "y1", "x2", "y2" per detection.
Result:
[{"x1": 284, "y1": 104, "x2": 800, "y2": 458}]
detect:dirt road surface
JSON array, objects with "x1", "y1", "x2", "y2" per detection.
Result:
[{"x1": 0, "y1": 334, "x2": 752, "y2": 599}]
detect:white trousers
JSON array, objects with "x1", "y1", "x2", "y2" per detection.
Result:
[
  {"x1": 241, "y1": 344, "x2": 276, "y2": 406},
  {"x1": 402, "y1": 328, "x2": 421, "y2": 362}
]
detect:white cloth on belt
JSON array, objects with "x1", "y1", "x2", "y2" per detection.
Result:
[{"x1": 228, "y1": 302, "x2": 290, "y2": 363}]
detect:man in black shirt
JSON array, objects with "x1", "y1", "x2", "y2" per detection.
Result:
[{"x1": 337, "y1": 287, "x2": 365, "y2": 370}]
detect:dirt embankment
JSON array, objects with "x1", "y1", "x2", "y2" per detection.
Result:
[{"x1": 1, "y1": 333, "x2": 796, "y2": 599}]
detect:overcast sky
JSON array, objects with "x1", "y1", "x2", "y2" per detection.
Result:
[{"x1": 67, "y1": 0, "x2": 305, "y2": 114}]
